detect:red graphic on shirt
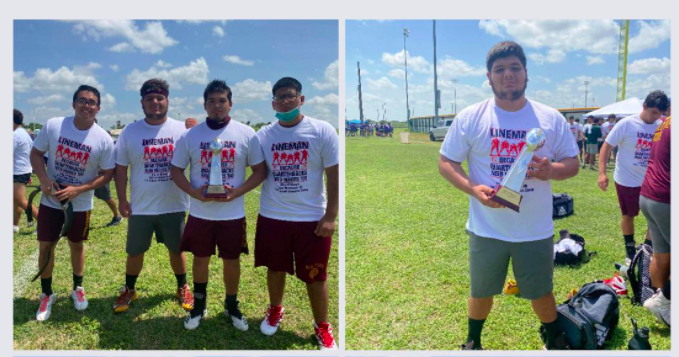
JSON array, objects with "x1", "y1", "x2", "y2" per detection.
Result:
[
  {"x1": 82, "y1": 152, "x2": 90, "y2": 165},
  {"x1": 488, "y1": 128, "x2": 530, "y2": 184},
  {"x1": 56, "y1": 144, "x2": 64, "y2": 157},
  {"x1": 141, "y1": 138, "x2": 176, "y2": 183},
  {"x1": 53, "y1": 136, "x2": 93, "y2": 185}
]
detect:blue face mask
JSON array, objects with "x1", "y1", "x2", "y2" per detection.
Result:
[{"x1": 275, "y1": 107, "x2": 300, "y2": 122}]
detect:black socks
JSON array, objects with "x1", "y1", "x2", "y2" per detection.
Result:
[
  {"x1": 175, "y1": 274, "x2": 187, "y2": 289},
  {"x1": 466, "y1": 318, "x2": 486, "y2": 349},
  {"x1": 72, "y1": 274, "x2": 83, "y2": 291},
  {"x1": 191, "y1": 282, "x2": 208, "y2": 317},
  {"x1": 662, "y1": 281, "x2": 671, "y2": 300},
  {"x1": 125, "y1": 274, "x2": 138, "y2": 291},
  {"x1": 624, "y1": 234, "x2": 636, "y2": 260},
  {"x1": 41, "y1": 277, "x2": 53, "y2": 296},
  {"x1": 225, "y1": 294, "x2": 242, "y2": 319}
]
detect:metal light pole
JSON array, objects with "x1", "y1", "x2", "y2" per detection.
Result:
[
  {"x1": 433, "y1": 20, "x2": 440, "y2": 127},
  {"x1": 451, "y1": 79, "x2": 459, "y2": 114},
  {"x1": 403, "y1": 27, "x2": 411, "y2": 131},
  {"x1": 584, "y1": 81, "x2": 590, "y2": 108}
]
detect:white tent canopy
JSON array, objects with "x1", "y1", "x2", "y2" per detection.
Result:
[{"x1": 585, "y1": 97, "x2": 642, "y2": 118}]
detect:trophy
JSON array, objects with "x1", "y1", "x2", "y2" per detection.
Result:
[
  {"x1": 204, "y1": 138, "x2": 229, "y2": 198},
  {"x1": 490, "y1": 128, "x2": 545, "y2": 212}
]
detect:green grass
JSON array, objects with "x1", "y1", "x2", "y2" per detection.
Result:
[
  {"x1": 345, "y1": 129, "x2": 670, "y2": 350},
  {"x1": 13, "y1": 173, "x2": 338, "y2": 350}
]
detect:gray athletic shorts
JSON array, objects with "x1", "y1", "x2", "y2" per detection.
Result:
[
  {"x1": 94, "y1": 183, "x2": 111, "y2": 201},
  {"x1": 585, "y1": 143, "x2": 599, "y2": 155},
  {"x1": 640, "y1": 195, "x2": 670, "y2": 254},
  {"x1": 126, "y1": 212, "x2": 186, "y2": 255},
  {"x1": 468, "y1": 230, "x2": 554, "y2": 300}
]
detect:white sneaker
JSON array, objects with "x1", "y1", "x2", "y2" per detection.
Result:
[
  {"x1": 625, "y1": 257, "x2": 632, "y2": 267},
  {"x1": 184, "y1": 309, "x2": 207, "y2": 330},
  {"x1": 71, "y1": 286, "x2": 88, "y2": 311},
  {"x1": 36, "y1": 293, "x2": 56, "y2": 321},
  {"x1": 644, "y1": 289, "x2": 671, "y2": 326},
  {"x1": 13, "y1": 225, "x2": 19, "y2": 233},
  {"x1": 227, "y1": 313, "x2": 249, "y2": 331},
  {"x1": 260, "y1": 305, "x2": 284, "y2": 336}
]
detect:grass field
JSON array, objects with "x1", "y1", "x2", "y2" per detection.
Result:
[
  {"x1": 345, "y1": 129, "x2": 670, "y2": 350},
  {"x1": 13, "y1": 173, "x2": 339, "y2": 350}
]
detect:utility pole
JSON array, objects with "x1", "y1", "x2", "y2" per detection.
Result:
[
  {"x1": 433, "y1": 20, "x2": 440, "y2": 125},
  {"x1": 357, "y1": 61, "x2": 364, "y2": 122},
  {"x1": 584, "y1": 81, "x2": 590, "y2": 108},
  {"x1": 403, "y1": 27, "x2": 411, "y2": 131},
  {"x1": 451, "y1": 79, "x2": 459, "y2": 114}
]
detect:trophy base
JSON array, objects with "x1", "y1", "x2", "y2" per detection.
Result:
[
  {"x1": 490, "y1": 185, "x2": 522, "y2": 213},
  {"x1": 204, "y1": 185, "x2": 229, "y2": 198}
]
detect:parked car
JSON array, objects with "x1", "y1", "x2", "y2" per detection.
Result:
[{"x1": 429, "y1": 119, "x2": 454, "y2": 141}]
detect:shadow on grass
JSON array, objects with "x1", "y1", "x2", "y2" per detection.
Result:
[{"x1": 14, "y1": 293, "x2": 316, "y2": 350}]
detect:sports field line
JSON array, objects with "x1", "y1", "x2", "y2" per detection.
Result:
[{"x1": 14, "y1": 248, "x2": 39, "y2": 298}]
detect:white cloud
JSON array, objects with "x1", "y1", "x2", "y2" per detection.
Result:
[
  {"x1": 628, "y1": 20, "x2": 670, "y2": 54},
  {"x1": 388, "y1": 69, "x2": 406, "y2": 79},
  {"x1": 306, "y1": 93, "x2": 339, "y2": 106},
  {"x1": 366, "y1": 76, "x2": 397, "y2": 90},
  {"x1": 479, "y1": 20, "x2": 619, "y2": 54},
  {"x1": 125, "y1": 57, "x2": 209, "y2": 91},
  {"x1": 155, "y1": 60, "x2": 172, "y2": 68},
  {"x1": 101, "y1": 93, "x2": 116, "y2": 108},
  {"x1": 96, "y1": 112, "x2": 140, "y2": 129},
  {"x1": 110, "y1": 64, "x2": 120, "y2": 72},
  {"x1": 312, "y1": 60, "x2": 339, "y2": 90},
  {"x1": 27, "y1": 94, "x2": 64, "y2": 105},
  {"x1": 231, "y1": 79, "x2": 272, "y2": 103},
  {"x1": 31, "y1": 106, "x2": 73, "y2": 123},
  {"x1": 13, "y1": 64, "x2": 104, "y2": 93},
  {"x1": 213, "y1": 26, "x2": 225, "y2": 37},
  {"x1": 528, "y1": 48, "x2": 566, "y2": 65},
  {"x1": 109, "y1": 42, "x2": 134, "y2": 53},
  {"x1": 72, "y1": 20, "x2": 178, "y2": 54},
  {"x1": 535, "y1": 76, "x2": 552, "y2": 83},
  {"x1": 231, "y1": 108, "x2": 262, "y2": 123},
  {"x1": 223, "y1": 55, "x2": 255, "y2": 66},
  {"x1": 436, "y1": 57, "x2": 486, "y2": 77},
  {"x1": 382, "y1": 50, "x2": 431, "y2": 73},
  {"x1": 628, "y1": 57, "x2": 670, "y2": 75},
  {"x1": 586, "y1": 56, "x2": 605, "y2": 65},
  {"x1": 627, "y1": 74, "x2": 671, "y2": 98}
]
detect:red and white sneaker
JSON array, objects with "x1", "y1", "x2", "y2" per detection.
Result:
[
  {"x1": 314, "y1": 322, "x2": 338, "y2": 350},
  {"x1": 36, "y1": 293, "x2": 56, "y2": 321},
  {"x1": 603, "y1": 272, "x2": 628, "y2": 296},
  {"x1": 72, "y1": 286, "x2": 89, "y2": 311},
  {"x1": 260, "y1": 305, "x2": 284, "y2": 336}
]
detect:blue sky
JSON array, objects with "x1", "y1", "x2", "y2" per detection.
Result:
[
  {"x1": 14, "y1": 20, "x2": 339, "y2": 128},
  {"x1": 346, "y1": 20, "x2": 670, "y2": 121}
]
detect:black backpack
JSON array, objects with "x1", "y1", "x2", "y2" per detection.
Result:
[
  {"x1": 553, "y1": 193, "x2": 574, "y2": 218},
  {"x1": 627, "y1": 243, "x2": 655, "y2": 305},
  {"x1": 554, "y1": 230, "x2": 594, "y2": 265},
  {"x1": 550, "y1": 282, "x2": 620, "y2": 349}
]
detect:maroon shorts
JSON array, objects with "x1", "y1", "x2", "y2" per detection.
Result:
[
  {"x1": 180, "y1": 215, "x2": 247, "y2": 259},
  {"x1": 254, "y1": 214, "x2": 332, "y2": 284},
  {"x1": 615, "y1": 182, "x2": 641, "y2": 217},
  {"x1": 37, "y1": 204, "x2": 91, "y2": 243}
]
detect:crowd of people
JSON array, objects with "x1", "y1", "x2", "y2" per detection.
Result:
[
  {"x1": 345, "y1": 121, "x2": 393, "y2": 137},
  {"x1": 13, "y1": 76, "x2": 339, "y2": 350}
]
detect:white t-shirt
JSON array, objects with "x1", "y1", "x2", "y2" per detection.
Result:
[
  {"x1": 115, "y1": 118, "x2": 189, "y2": 215},
  {"x1": 32, "y1": 116, "x2": 115, "y2": 212},
  {"x1": 257, "y1": 117, "x2": 339, "y2": 222},
  {"x1": 583, "y1": 123, "x2": 593, "y2": 135},
  {"x1": 171, "y1": 120, "x2": 263, "y2": 221},
  {"x1": 605, "y1": 114, "x2": 660, "y2": 187},
  {"x1": 601, "y1": 121, "x2": 615, "y2": 138},
  {"x1": 568, "y1": 122, "x2": 579, "y2": 141},
  {"x1": 13, "y1": 127, "x2": 33, "y2": 175},
  {"x1": 440, "y1": 99, "x2": 579, "y2": 242}
]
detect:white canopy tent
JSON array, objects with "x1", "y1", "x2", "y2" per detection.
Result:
[{"x1": 585, "y1": 97, "x2": 642, "y2": 118}]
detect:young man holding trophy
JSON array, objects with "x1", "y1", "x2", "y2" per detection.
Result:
[
  {"x1": 170, "y1": 79, "x2": 266, "y2": 330},
  {"x1": 438, "y1": 41, "x2": 580, "y2": 350}
]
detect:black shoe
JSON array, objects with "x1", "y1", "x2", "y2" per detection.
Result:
[
  {"x1": 461, "y1": 341, "x2": 482, "y2": 350},
  {"x1": 106, "y1": 216, "x2": 123, "y2": 227}
]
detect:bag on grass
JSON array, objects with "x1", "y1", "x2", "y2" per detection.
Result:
[
  {"x1": 627, "y1": 243, "x2": 655, "y2": 305},
  {"x1": 554, "y1": 230, "x2": 594, "y2": 265},
  {"x1": 553, "y1": 193, "x2": 574, "y2": 218},
  {"x1": 551, "y1": 282, "x2": 620, "y2": 349}
]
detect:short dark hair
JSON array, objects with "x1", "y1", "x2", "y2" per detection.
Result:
[
  {"x1": 569, "y1": 116, "x2": 574, "y2": 119},
  {"x1": 14, "y1": 109, "x2": 24, "y2": 125},
  {"x1": 575, "y1": 119, "x2": 580, "y2": 123},
  {"x1": 72, "y1": 84, "x2": 101, "y2": 105},
  {"x1": 203, "y1": 79, "x2": 232, "y2": 103},
  {"x1": 608, "y1": 114, "x2": 616, "y2": 119},
  {"x1": 272, "y1": 77, "x2": 302, "y2": 95},
  {"x1": 644, "y1": 90, "x2": 669, "y2": 112},
  {"x1": 140, "y1": 78, "x2": 170, "y2": 98},
  {"x1": 486, "y1": 41, "x2": 527, "y2": 72}
]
